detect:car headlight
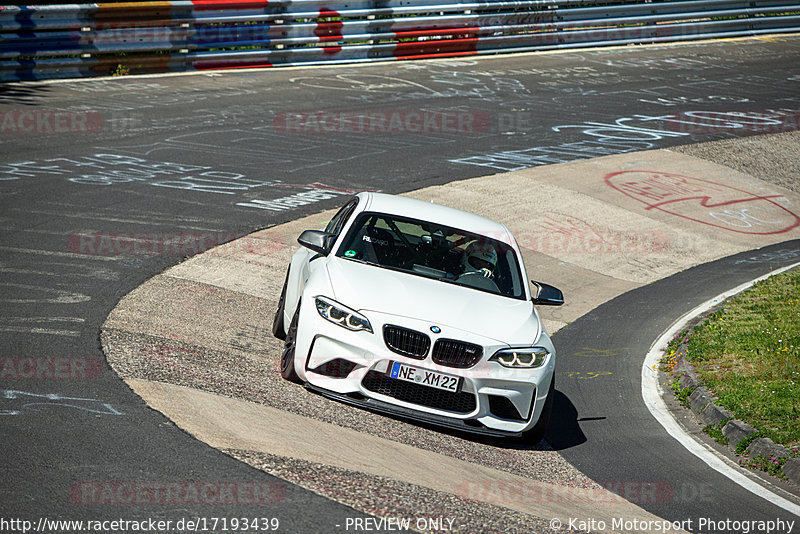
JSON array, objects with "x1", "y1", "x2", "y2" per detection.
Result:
[
  {"x1": 314, "y1": 296, "x2": 373, "y2": 333},
  {"x1": 489, "y1": 347, "x2": 550, "y2": 368}
]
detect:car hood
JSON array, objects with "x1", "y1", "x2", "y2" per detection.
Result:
[{"x1": 325, "y1": 258, "x2": 538, "y2": 344}]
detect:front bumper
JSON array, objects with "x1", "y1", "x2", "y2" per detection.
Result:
[
  {"x1": 306, "y1": 383, "x2": 523, "y2": 438},
  {"x1": 294, "y1": 305, "x2": 555, "y2": 435}
]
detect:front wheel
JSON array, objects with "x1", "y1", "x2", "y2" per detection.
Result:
[
  {"x1": 280, "y1": 304, "x2": 301, "y2": 382},
  {"x1": 520, "y1": 377, "x2": 554, "y2": 445}
]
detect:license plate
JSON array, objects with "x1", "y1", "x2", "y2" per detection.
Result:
[{"x1": 388, "y1": 361, "x2": 461, "y2": 393}]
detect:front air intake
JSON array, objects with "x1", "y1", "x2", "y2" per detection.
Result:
[
  {"x1": 383, "y1": 325, "x2": 430, "y2": 360},
  {"x1": 432, "y1": 339, "x2": 483, "y2": 368}
]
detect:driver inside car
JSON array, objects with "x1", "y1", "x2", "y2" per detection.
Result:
[{"x1": 461, "y1": 241, "x2": 498, "y2": 279}]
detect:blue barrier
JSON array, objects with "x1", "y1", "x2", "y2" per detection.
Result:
[{"x1": 1, "y1": 0, "x2": 799, "y2": 81}]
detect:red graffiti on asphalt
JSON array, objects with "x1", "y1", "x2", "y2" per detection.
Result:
[{"x1": 605, "y1": 171, "x2": 800, "y2": 235}]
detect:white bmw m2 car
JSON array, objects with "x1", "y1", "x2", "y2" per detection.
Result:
[{"x1": 272, "y1": 192, "x2": 563, "y2": 443}]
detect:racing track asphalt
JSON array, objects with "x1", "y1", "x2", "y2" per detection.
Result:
[
  {"x1": 548, "y1": 241, "x2": 800, "y2": 526},
  {"x1": 2, "y1": 35, "x2": 800, "y2": 533}
]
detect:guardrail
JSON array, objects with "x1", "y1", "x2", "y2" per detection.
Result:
[{"x1": 2, "y1": 0, "x2": 800, "y2": 81}]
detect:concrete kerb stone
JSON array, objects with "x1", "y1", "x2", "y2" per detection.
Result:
[
  {"x1": 673, "y1": 357, "x2": 732, "y2": 426},
  {"x1": 677, "y1": 373, "x2": 696, "y2": 390},
  {"x1": 687, "y1": 386, "x2": 713, "y2": 415},
  {"x1": 675, "y1": 376, "x2": 735, "y2": 434},
  {"x1": 742, "y1": 438, "x2": 800, "y2": 486},
  {"x1": 722, "y1": 420, "x2": 758, "y2": 452},
  {"x1": 784, "y1": 459, "x2": 800, "y2": 485},
  {"x1": 672, "y1": 365, "x2": 740, "y2": 435},
  {"x1": 746, "y1": 438, "x2": 790, "y2": 460},
  {"x1": 697, "y1": 403, "x2": 734, "y2": 427}
]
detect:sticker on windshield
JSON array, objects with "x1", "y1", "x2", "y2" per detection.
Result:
[
  {"x1": 362, "y1": 235, "x2": 389, "y2": 246},
  {"x1": 345, "y1": 250, "x2": 356, "y2": 257}
]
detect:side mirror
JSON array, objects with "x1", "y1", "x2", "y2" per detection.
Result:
[
  {"x1": 298, "y1": 230, "x2": 333, "y2": 256},
  {"x1": 531, "y1": 281, "x2": 564, "y2": 306}
]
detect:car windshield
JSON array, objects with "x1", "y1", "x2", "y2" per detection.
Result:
[{"x1": 335, "y1": 212, "x2": 525, "y2": 299}]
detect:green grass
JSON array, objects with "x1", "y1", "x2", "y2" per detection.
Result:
[
  {"x1": 676, "y1": 267, "x2": 800, "y2": 449},
  {"x1": 670, "y1": 380, "x2": 695, "y2": 408},
  {"x1": 739, "y1": 455, "x2": 790, "y2": 478},
  {"x1": 703, "y1": 420, "x2": 731, "y2": 446}
]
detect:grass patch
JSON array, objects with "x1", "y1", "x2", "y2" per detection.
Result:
[
  {"x1": 703, "y1": 420, "x2": 731, "y2": 446},
  {"x1": 735, "y1": 432, "x2": 760, "y2": 455},
  {"x1": 739, "y1": 456, "x2": 789, "y2": 478},
  {"x1": 670, "y1": 380, "x2": 695, "y2": 408},
  {"x1": 679, "y1": 268, "x2": 800, "y2": 449}
]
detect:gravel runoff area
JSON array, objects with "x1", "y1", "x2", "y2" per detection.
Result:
[
  {"x1": 224, "y1": 450, "x2": 570, "y2": 534},
  {"x1": 103, "y1": 320, "x2": 591, "y2": 485},
  {"x1": 671, "y1": 131, "x2": 800, "y2": 194},
  {"x1": 103, "y1": 131, "x2": 799, "y2": 533}
]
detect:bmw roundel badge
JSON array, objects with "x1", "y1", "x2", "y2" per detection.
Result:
[{"x1": 430, "y1": 326, "x2": 441, "y2": 334}]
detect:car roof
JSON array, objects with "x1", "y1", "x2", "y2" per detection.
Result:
[{"x1": 356, "y1": 192, "x2": 515, "y2": 245}]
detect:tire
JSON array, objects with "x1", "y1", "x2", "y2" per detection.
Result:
[
  {"x1": 272, "y1": 267, "x2": 290, "y2": 340},
  {"x1": 521, "y1": 376, "x2": 555, "y2": 445},
  {"x1": 280, "y1": 303, "x2": 301, "y2": 382}
]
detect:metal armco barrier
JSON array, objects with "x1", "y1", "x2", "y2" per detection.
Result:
[{"x1": 2, "y1": 0, "x2": 800, "y2": 81}]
